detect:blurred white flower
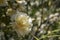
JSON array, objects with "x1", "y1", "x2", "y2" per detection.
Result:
[
  {"x1": 1, "y1": 23, "x2": 6, "y2": 27},
  {"x1": 41, "y1": 24, "x2": 46, "y2": 29},
  {"x1": 30, "y1": 2, "x2": 35, "y2": 6},
  {"x1": 49, "y1": 14, "x2": 54, "y2": 18},
  {"x1": 40, "y1": 29, "x2": 46, "y2": 34},
  {"x1": 11, "y1": 11, "x2": 33, "y2": 36},
  {"x1": 35, "y1": 1, "x2": 39, "y2": 6},
  {"x1": 16, "y1": 0, "x2": 27, "y2": 5},
  {"x1": 54, "y1": 13, "x2": 59, "y2": 16},
  {"x1": 49, "y1": 13, "x2": 59, "y2": 21},
  {"x1": 49, "y1": 13, "x2": 59, "y2": 19},
  {"x1": 35, "y1": 11, "x2": 41, "y2": 16},
  {"x1": 6, "y1": 8, "x2": 15, "y2": 16},
  {"x1": 35, "y1": 11, "x2": 41, "y2": 26},
  {"x1": 44, "y1": 17, "x2": 47, "y2": 20}
]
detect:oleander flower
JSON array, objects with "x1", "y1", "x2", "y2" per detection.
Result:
[{"x1": 10, "y1": 11, "x2": 33, "y2": 36}]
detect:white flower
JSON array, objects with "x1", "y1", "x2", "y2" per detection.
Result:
[
  {"x1": 49, "y1": 14, "x2": 54, "y2": 18},
  {"x1": 11, "y1": 11, "x2": 33, "y2": 36},
  {"x1": 16, "y1": 0, "x2": 27, "y2": 5},
  {"x1": 54, "y1": 13, "x2": 59, "y2": 16},
  {"x1": 30, "y1": 2, "x2": 35, "y2": 6},
  {"x1": 41, "y1": 24, "x2": 46, "y2": 29},
  {"x1": 35, "y1": 1, "x2": 39, "y2": 6}
]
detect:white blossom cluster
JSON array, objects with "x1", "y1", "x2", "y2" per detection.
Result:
[
  {"x1": 49, "y1": 13, "x2": 59, "y2": 22},
  {"x1": 44, "y1": 13, "x2": 60, "y2": 21}
]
